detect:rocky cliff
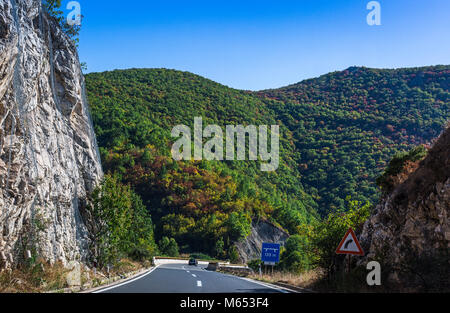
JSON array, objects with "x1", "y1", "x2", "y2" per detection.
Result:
[
  {"x1": 359, "y1": 125, "x2": 449, "y2": 291},
  {"x1": 0, "y1": 0, "x2": 102, "y2": 268},
  {"x1": 235, "y1": 219, "x2": 289, "y2": 263}
]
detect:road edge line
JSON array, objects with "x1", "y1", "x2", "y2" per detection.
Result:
[
  {"x1": 217, "y1": 271, "x2": 297, "y2": 293},
  {"x1": 238, "y1": 276, "x2": 298, "y2": 293},
  {"x1": 91, "y1": 265, "x2": 161, "y2": 293}
]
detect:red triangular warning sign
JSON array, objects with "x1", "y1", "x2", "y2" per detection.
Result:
[{"x1": 336, "y1": 228, "x2": 364, "y2": 256}]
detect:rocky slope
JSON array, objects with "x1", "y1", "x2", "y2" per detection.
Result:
[
  {"x1": 0, "y1": 0, "x2": 102, "y2": 268},
  {"x1": 235, "y1": 219, "x2": 289, "y2": 263},
  {"x1": 359, "y1": 125, "x2": 449, "y2": 291}
]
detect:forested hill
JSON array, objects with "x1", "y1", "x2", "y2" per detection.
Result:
[
  {"x1": 85, "y1": 69, "x2": 317, "y2": 258},
  {"x1": 255, "y1": 65, "x2": 450, "y2": 213},
  {"x1": 85, "y1": 65, "x2": 449, "y2": 256}
]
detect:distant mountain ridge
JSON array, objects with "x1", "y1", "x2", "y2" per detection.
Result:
[{"x1": 255, "y1": 65, "x2": 450, "y2": 213}]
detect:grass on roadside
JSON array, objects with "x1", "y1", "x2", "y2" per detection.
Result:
[
  {"x1": 0, "y1": 258, "x2": 151, "y2": 293},
  {"x1": 248, "y1": 269, "x2": 324, "y2": 291},
  {"x1": 0, "y1": 260, "x2": 69, "y2": 293}
]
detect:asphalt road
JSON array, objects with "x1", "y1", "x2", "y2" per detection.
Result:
[{"x1": 95, "y1": 263, "x2": 288, "y2": 293}]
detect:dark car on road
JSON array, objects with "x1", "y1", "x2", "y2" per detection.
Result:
[{"x1": 188, "y1": 258, "x2": 198, "y2": 266}]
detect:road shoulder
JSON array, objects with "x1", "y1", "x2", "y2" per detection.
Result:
[{"x1": 83, "y1": 265, "x2": 159, "y2": 293}]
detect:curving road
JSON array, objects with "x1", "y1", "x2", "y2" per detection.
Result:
[{"x1": 94, "y1": 263, "x2": 289, "y2": 293}]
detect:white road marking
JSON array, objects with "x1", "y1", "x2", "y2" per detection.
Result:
[
  {"x1": 186, "y1": 270, "x2": 190, "y2": 273},
  {"x1": 216, "y1": 271, "x2": 294, "y2": 293},
  {"x1": 92, "y1": 265, "x2": 161, "y2": 293},
  {"x1": 92, "y1": 263, "x2": 294, "y2": 293},
  {"x1": 239, "y1": 277, "x2": 294, "y2": 293}
]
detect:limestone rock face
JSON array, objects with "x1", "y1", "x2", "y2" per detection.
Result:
[
  {"x1": 0, "y1": 0, "x2": 102, "y2": 267},
  {"x1": 359, "y1": 125, "x2": 450, "y2": 290},
  {"x1": 235, "y1": 219, "x2": 289, "y2": 264}
]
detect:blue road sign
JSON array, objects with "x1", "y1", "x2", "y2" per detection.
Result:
[{"x1": 261, "y1": 243, "x2": 281, "y2": 264}]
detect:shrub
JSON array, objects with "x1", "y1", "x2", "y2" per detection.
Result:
[
  {"x1": 189, "y1": 253, "x2": 213, "y2": 260},
  {"x1": 43, "y1": 0, "x2": 82, "y2": 45},
  {"x1": 309, "y1": 197, "x2": 371, "y2": 279},
  {"x1": 247, "y1": 259, "x2": 263, "y2": 272},
  {"x1": 214, "y1": 238, "x2": 225, "y2": 259},
  {"x1": 228, "y1": 246, "x2": 240, "y2": 264},
  {"x1": 159, "y1": 237, "x2": 179, "y2": 257},
  {"x1": 376, "y1": 145, "x2": 427, "y2": 192},
  {"x1": 279, "y1": 235, "x2": 312, "y2": 273},
  {"x1": 89, "y1": 174, "x2": 157, "y2": 267}
]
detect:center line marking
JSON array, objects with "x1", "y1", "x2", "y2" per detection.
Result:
[
  {"x1": 192, "y1": 274, "x2": 197, "y2": 277},
  {"x1": 197, "y1": 280, "x2": 202, "y2": 287}
]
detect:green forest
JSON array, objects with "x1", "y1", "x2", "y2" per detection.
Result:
[
  {"x1": 258, "y1": 66, "x2": 449, "y2": 213},
  {"x1": 85, "y1": 65, "x2": 449, "y2": 269}
]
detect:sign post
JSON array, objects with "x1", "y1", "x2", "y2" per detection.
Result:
[{"x1": 261, "y1": 243, "x2": 281, "y2": 276}]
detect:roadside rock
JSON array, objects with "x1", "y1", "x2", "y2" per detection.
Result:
[
  {"x1": 66, "y1": 261, "x2": 81, "y2": 287},
  {"x1": 0, "y1": 0, "x2": 102, "y2": 268},
  {"x1": 359, "y1": 125, "x2": 450, "y2": 291},
  {"x1": 235, "y1": 219, "x2": 289, "y2": 264}
]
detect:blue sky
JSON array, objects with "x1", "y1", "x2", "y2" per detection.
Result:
[{"x1": 65, "y1": 0, "x2": 450, "y2": 90}]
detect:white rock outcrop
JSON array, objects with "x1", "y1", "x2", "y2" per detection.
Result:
[
  {"x1": 0, "y1": 0, "x2": 102, "y2": 268},
  {"x1": 235, "y1": 219, "x2": 289, "y2": 263}
]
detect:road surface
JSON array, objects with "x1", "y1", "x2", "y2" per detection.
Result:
[{"x1": 95, "y1": 263, "x2": 289, "y2": 293}]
